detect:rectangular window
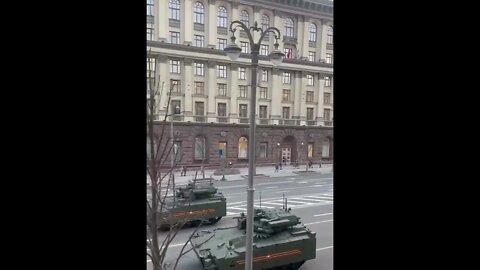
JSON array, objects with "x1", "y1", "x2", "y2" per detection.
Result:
[
  {"x1": 171, "y1": 79, "x2": 181, "y2": 92},
  {"x1": 259, "y1": 105, "x2": 268, "y2": 118},
  {"x1": 326, "y1": 53, "x2": 332, "y2": 64},
  {"x1": 308, "y1": 51, "x2": 316, "y2": 62},
  {"x1": 239, "y1": 85, "x2": 247, "y2": 98},
  {"x1": 217, "y1": 38, "x2": 227, "y2": 50},
  {"x1": 324, "y1": 109, "x2": 331, "y2": 121},
  {"x1": 322, "y1": 140, "x2": 330, "y2": 158},
  {"x1": 169, "y1": 2, "x2": 180, "y2": 20},
  {"x1": 259, "y1": 87, "x2": 267, "y2": 99},
  {"x1": 218, "y1": 103, "x2": 227, "y2": 116},
  {"x1": 284, "y1": 48, "x2": 293, "y2": 59},
  {"x1": 259, "y1": 143, "x2": 268, "y2": 158},
  {"x1": 147, "y1": 58, "x2": 156, "y2": 78},
  {"x1": 218, "y1": 83, "x2": 227, "y2": 96},
  {"x1": 195, "y1": 102, "x2": 205, "y2": 116},
  {"x1": 194, "y1": 81, "x2": 204, "y2": 94},
  {"x1": 307, "y1": 108, "x2": 314, "y2": 120},
  {"x1": 238, "y1": 67, "x2": 246, "y2": 80},
  {"x1": 147, "y1": 23, "x2": 154, "y2": 41},
  {"x1": 171, "y1": 100, "x2": 181, "y2": 114},
  {"x1": 324, "y1": 76, "x2": 331, "y2": 87},
  {"x1": 170, "y1": 60, "x2": 180, "y2": 74},
  {"x1": 169, "y1": 31, "x2": 180, "y2": 44},
  {"x1": 308, "y1": 143, "x2": 313, "y2": 158},
  {"x1": 217, "y1": 65, "x2": 227, "y2": 78},
  {"x1": 194, "y1": 62, "x2": 204, "y2": 76},
  {"x1": 306, "y1": 91, "x2": 314, "y2": 102},
  {"x1": 241, "y1": 42, "x2": 249, "y2": 53},
  {"x1": 239, "y1": 104, "x2": 248, "y2": 118},
  {"x1": 261, "y1": 69, "x2": 268, "y2": 82},
  {"x1": 327, "y1": 34, "x2": 333, "y2": 44},
  {"x1": 260, "y1": 44, "x2": 269, "y2": 56},
  {"x1": 282, "y1": 89, "x2": 291, "y2": 101},
  {"x1": 147, "y1": 0, "x2": 154, "y2": 16},
  {"x1": 307, "y1": 74, "x2": 314, "y2": 86},
  {"x1": 282, "y1": 107, "x2": 290, "y2": 119},
  {"x1": 194, "y1": 35, "x2": 204, "y2": 47},
  {"x1": 324, "y1": 93, "x2": 331, "y2": 104},
  {"x1": 282, "y1": 72, "x2": 291, "y2": 84}
]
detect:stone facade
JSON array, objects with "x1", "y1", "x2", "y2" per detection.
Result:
[{"x1": 152, "y1": 121, "x2": 333, "y2": 168}]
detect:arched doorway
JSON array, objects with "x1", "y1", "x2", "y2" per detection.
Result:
[{"x1": 280, "y1": 136, "x2": 296, "y2": 165}]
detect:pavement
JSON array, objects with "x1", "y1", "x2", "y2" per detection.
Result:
[{"x1": 147, "y1": 163, "x2": 333, "y2": 186}]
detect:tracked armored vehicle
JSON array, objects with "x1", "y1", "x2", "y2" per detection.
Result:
[
  {"x1": 158, "y1": 181, "x2": 227, "y2": 229},
  {"x1": 190, "y1": 205, "x2": 316, "y2": 270}
]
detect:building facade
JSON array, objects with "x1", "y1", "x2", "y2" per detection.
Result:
[{"x1": 147, "y1": 0, "x2": 333, "y2": 167}]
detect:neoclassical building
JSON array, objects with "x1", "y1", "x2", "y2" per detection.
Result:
[{"x1": 147, "y1": 0, "x2": 333, "y2": 167}]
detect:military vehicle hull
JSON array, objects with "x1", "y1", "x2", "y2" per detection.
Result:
[{"x1": 191, "y1": 208, "x2": 316, "y2": 270}]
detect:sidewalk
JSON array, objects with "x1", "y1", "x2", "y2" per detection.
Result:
[{"x1": 147, "y1": 164, "x2": 333, "y2": 186}]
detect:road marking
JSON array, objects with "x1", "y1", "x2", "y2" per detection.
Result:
[
  {"x1": 313, "y1": 184, "x2": 325, "y2": 187},
  {"x1": 298, "y1": 181, "x2": 308, "y2": 184},
  {"x1": 304, "y1": 219, "x2": 333, "y2": 225},
  {"x1": 274, "y1": 190, "x2": 292, "y2": 194},
  {"x1": 314, "y1": 213, "x2": 333, "y2": 217},
  {"x1": 264, "y1": 186, "x2": 278, "y2": 189},
  {"x1": 289, "y1": 177, "x2": 296, "y2": 180},
  {"x1": 229, "y1": 206, "x2": 247, "y2": 211},
  {"x1": 316, "y1": 246, "x2": 333, "y2": 252}
]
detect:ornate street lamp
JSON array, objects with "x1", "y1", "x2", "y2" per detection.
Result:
[{"x1": 224, "y1": 20, "x2": 284, "y2": 270}]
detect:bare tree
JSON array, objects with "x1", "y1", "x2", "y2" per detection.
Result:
[{"x1": 146, "y1": 52, "x2": 202, "y2": 270}]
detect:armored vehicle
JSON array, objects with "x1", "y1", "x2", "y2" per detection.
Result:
[
  {"x1": 190, "y1": 205, "x2": 316, "y2": 270},
  {"x1": 158, "y1": 181, "x2": 226, "y2": 229}
]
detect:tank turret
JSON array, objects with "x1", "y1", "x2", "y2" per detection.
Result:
[
  {"x1": 191, "y1": 202, "x2": 317, "y2": 270},
  {"x1": 176, "y1": 182, "x2": 218, "y2": 200}
]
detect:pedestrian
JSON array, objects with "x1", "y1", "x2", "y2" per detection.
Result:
[
  {"x1": 319, "y1": 160, "x2": 322, "y2": 168},
  {"x1": 279, "y1": 162, "x2": 283, "y2": 170},
  {"x1": 274, "y1": 164, "x2": 279, "y2": 172}
]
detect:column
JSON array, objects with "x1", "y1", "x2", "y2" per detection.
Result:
[
  {"x1": 317, "y1": 74, "x2": 325, "y2": 123},
  {"x1": 319, "y1": 20, "x2": 329, "y2": 61},
  {"x1": 157, "y1": 0, "x2": 168, "y2": 42},
  {"x1": 299, "y1": 73, "x2": 307, "y2": 125},
  {"x1": 271, "y1": 68, "x2": 282, "y2": 124},
  {"x1": 183, "y1": 58, "x2": 194, "y2": 121},
  {"x1": 207, "y1": 61, "x2": 217, "y2": 122},
  {"x1": 158, "y1": 55, "x2": 169, "y2": 115},
  {"x1": 302, "y1": 16, "x2": 310, "y2": 60},
  {"x1": 273, "y1": 10, "x2": 284, "y2": 51},
  {"x1": 293, "y1": 71, "x2": 302, "y2": 120},
  {"x1": 296, "y1": 16, "x2": 305, "y2": 60},
  {"x1": 229, "y1": 63, "x2": 238, "y2": 123},
  {"x1": 208, "y1": 0, "x2": 217, "y2": 48},
  {"x1": 183, "y1": 0, "x2": 193, "y2": 45}
]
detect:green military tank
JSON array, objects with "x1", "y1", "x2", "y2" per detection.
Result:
[
  {"x1": 158, "y1": 181, "x2": 226, "y2": 229},
  {"x1": 190, "y1": 203, "x2": 316, "y2": 270}
]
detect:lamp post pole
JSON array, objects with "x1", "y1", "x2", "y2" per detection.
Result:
[{"x1": 224, "y1": 21, "x2": 284, "y2": 270}]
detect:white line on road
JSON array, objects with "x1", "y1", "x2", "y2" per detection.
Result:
[
  {"x1": 314, "y1": 213, "x2": 333, "y2": 217},
  {"x1": 264, "y1": 186, "x2": 278, "y2": 189},
  {"x1": 304, "y1": 219, "x2": 333, "y2": 225},
  {"x1": 316, "y1": 246, "x2": 333, "y2": 252},
  {"x1": 298, "y1": 181, "x2": 308, "y2": 184}
]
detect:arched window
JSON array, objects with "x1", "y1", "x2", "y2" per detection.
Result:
[
  {"x1": 194, "y1": 136, "x2": 206, "y2": 160},
  {"x1": 261, "y1": 14, "x2": 269, "y2": 31},
  {"x1": 309, "y1": 23, "x2": 317, "y2": 42},
  {"x1": 327, "y1": 25, "x2": 333, "y2": 44},
  {"x1": 217, "y1": 6, "x2": 227, "y2": 27},
  {"x1": 284, "y1": 18, "x2": 294, "y2": 37},
  {"x1": 240, "y1": 10, "x2": 249, "y2": 27},
  {"x1": 238, "y1": 137, "x2": 248, "y2": 158},
  {"x1": 194, "y1": 2, "x2": 204, "y2": 24},
  {"x1": 169, "y1": 0, "x2": 180, "y2": 20}
]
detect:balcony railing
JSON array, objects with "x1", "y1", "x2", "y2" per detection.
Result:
[
  {"x1": 307, "y1": 120, "x2": 317, "y2": 126},
  {"x1": 280, "y1": 119, "x2": 296, "y2": 126},
  {"x1": 217, "y1": 116, "x2": 229, "y2": 123},
  {"x1": 324, "y1": 121, "x2": 333, "y2": 126},
  {"x1": 172, "y1": 115, "x2": 184, "y2": 121},
  {"x1": 239, "y1": 117, "x2": 249, "y2": 124},
  {"x1": 259, "y1": 118, "x2": 269, "y2": 125},
  {"x1": 195, "y1": 116, "x2": 206, "y2": 123}
]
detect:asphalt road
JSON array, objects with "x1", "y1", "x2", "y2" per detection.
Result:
[{"x1": 147, "y1": 172, "x2": 333, "y2": 270}]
